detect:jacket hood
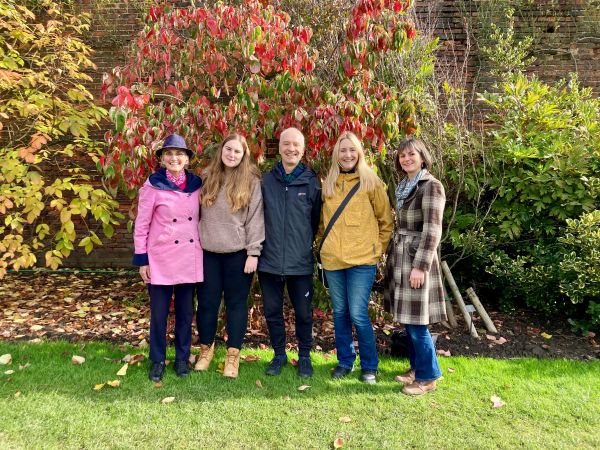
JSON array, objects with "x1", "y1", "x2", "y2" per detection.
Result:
[{"x1": 148, "y1": 167, "x2": 202, "y2": 193}]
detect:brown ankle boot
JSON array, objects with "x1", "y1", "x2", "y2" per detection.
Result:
[
  {"x1": 223, "y1": 347, "x2": 240, "y2": 378},
  {"x1": 194, "y1": 343, "x2": 214, "y2": 371},
  {"x1": 402, "y1": 380, "x2": 437, "y2": 396}
]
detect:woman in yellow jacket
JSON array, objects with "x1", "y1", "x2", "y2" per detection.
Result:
[{"x1": 319, "y1": 131, "x2": 393, "y2": 384}]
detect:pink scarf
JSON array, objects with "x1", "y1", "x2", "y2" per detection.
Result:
[{"x1": 166, "y1": 170, "x2": 187, "y2": 190}]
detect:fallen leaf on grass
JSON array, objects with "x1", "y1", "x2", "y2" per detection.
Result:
[
  {"x1": 161, "y1": 396, "x2": 175, "y2": 404},
  {"x1": 447, "y1": 368, "x2": 456, "y2": 373},
  {"x1": 71, "y1": 355, "x2": 85, "y2": 365},
  {"x1": 241, "y1": 355, "x2": 260, "y2": 362},
  {"x1": 339, "y1": 416, "x2": 352, "y2": 423},
  {"x1": 255, "y1": 379, "x2": 263, "y2": 388},
  {"x1": 436, "y1": 349, "x2": 451, "y2": 357},
  {"x1": 14, "y1": 391, "x2": 21, "y2": 398},
  {"x1": 259, "y1": 343, "x2": 268, "y2": 350},
  {"x1": 540, "y1": 332, "x2": 552, "y2": 339},
  {"x1": 4, "y1": 370, "x2": 15, "y2": 375},
  {"x1": 19, "y1": 363, "x2": 30, "y2": 370},
  {"x1": 297, "y1": 385, "x2": 311, "y2": 392},
  {"x1": 217, "y1": 362, "x2": 224, "y2": 373},
  {"x1": 116, "y1": 363, "x2": 129, "y2": 376},
  {"x1": 496, "y1": 337, "x2": 507, "y2": 345},
  {"x1": 93, "y1": 383, "x2": 105, "y2": 391},
  {"x1": 0, "y1": 354, "x2": 12, "y2": 365},
  {"x1": 282, "y1": 395, "x2": 291, "y2": 401},
  {"x1": 333, "y1": 437, "x2": 344, "y2": 448},
  {"x1": 490, "y1": 395, "x2": 505, "y2": 408},
  {"x1": 106, "y1": 380, "x2": 121, "y2": 388},
  {"x1": 154, "y1": 382, "x2": 162, "y2": 388},
  {"x1": 290, "y1": 358, "x2": 298, "y2": 367}
]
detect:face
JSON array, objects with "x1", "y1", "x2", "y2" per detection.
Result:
[
  {"x1": 337, "y1": 138, "x2": 358, "y2": 171},
  {"x1": 221, "y1": 139, "x2": 245, "y2": 169},
  {"x1": 398, "y1": 147, "x2": 424, "y2": 178},
  {"x1": 161, "y1": 148, "x2": 188, "y2": 175},
  {"x1": 279, "y1": 129, "x2": 305, "y2": 170}
]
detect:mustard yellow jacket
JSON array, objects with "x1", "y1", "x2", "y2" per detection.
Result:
[{"x1": 319, "y1": 172, "x2": 393, "y2": 270}]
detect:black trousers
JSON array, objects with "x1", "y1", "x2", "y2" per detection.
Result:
[
  {"x1": 196, "y1": 250, "x2": 253, "y2": 349},
  {"x1": 258, "y1": 271, "x2": 314, "y2": 357},
  {"x1": 148, "y1": 283, "x2": 194, "y2": 363}
]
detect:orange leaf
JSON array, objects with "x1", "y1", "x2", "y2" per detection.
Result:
[
  {"x1": 333, "y1": 437, "x2": 344, "y2": 448},
  {"x1": 255, "y1": 379, "x2": 263, "y2": 388}
]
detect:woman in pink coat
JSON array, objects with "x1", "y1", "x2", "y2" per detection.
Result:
[{"x1": 133, "y1": 133, "x2": 203, "y2": 382}]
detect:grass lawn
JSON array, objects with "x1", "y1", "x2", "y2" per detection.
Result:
[{"x1": 0, "y1": 341, "x2": 598, "y2": 449}]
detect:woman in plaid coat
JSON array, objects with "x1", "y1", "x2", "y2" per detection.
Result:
[{"x1": 384, "y1": 137, "x2": 446, "y2": 396}]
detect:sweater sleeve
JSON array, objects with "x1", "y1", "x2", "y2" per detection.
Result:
[
  {"x1": 244, "y1": 179, "x2": 265, "y2": 256},
  {"x1": 132, "y1": 183, "x2": 155, "y2": 266},
  {"x1": 372, "y1": 183, "x2": 394, "y2": 256},
  {"x1": 413, "y1": 179, "x2": 445, "y2": 272}
]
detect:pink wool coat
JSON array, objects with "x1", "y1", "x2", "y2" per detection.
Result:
[{"x1": 133, "y1": 169, "x2": 203, "y2": 285}]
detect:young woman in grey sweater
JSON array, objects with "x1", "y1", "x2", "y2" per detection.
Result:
[{"x1": 194, "y1": 133, "x2": 264, "y2": 378}]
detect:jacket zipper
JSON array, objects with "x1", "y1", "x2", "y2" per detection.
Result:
[{"x1": 281, "y1": 185, "x2": 288, "y2": 275}]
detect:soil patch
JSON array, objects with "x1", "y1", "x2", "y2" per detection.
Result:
[{"x1": 1, "y1": 272, "x2": 598, "y2": 360}]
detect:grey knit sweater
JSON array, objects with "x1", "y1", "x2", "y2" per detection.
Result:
[{"x1": 199, "y1": 178, "x2": 264, "y2": 256}]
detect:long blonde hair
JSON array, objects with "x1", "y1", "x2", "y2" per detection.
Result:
[
  {"x1": 201, "y1": 133, "x2": 260, "y2": 212},
  {"x1": 322, "y1": 131, "x2": 383, "y2": 197}
]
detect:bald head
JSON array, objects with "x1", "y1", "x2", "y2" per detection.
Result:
[{"x1": 279, "y1": 127, "x2": 305, "y2": 173}]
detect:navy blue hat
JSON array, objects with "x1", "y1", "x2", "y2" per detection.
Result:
[{"x1": 156, "y1": 133, "x2": 194, "y2": 159}]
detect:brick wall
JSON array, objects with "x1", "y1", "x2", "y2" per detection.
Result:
[{"x1": 59, "y1": 0, "x2": 600, "y2": 268}]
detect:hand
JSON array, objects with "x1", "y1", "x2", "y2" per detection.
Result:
[
  {"x1": 139, "y1": 265, "x2": 151, "y2": 283},
  {"x1": 409, "y1": 268, "x2": 425, "y2": 289},
  {"x1": 244, "y1": 256, "x2": 258, "y2": 274}
]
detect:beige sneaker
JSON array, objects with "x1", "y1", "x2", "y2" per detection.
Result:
[
  {"x1": 193, "y1": 343, "x2": 215, "y2": 371},
  {"x1": 394, "y1": 369, "x2": 415, "y2": 385},
  {"x1": 223, "y1": 347, "x2": 240, "y2": 378},
  {"x1": 402, "y1": 380, "x2": 437, "y2": 396}
]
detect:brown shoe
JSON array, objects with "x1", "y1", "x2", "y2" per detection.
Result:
[
  {"x1": 394, "y1": 369, "x2": 415, "y2": 385},
  {"x1": 402, "y1": 380, "x2": 437, "y2": 396},
  {"x1": 223, "y1": 347, "x2": 240, "y2": 378},
  {"x1": 193, "y1": 343, "x2": 215, "y2": 371}
]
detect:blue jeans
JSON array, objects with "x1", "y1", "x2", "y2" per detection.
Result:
[
  {"x1": 405, "y1": 324, "x2": 441, "y2": 382},
  {"x1": 325, "y1": 265, "x2": 378, "y2": 372}
]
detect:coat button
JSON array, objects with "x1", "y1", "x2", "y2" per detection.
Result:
[
  {"x1": 174, "y1": 240, "x2": 179, "y2": 244},
  {"x1": 188, "y1": 217, "x2": 192, "y2": 221},
  {"x1": 189, "y1": 239, "x2": 194, "y2": 243},
  {"x1": 173, "y1": 218, "x2": 177, "y2": 222}
]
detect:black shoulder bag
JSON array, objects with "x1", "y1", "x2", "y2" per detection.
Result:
[{"x1": 316, "y1": 182, "x2": 360, "y2": 288}]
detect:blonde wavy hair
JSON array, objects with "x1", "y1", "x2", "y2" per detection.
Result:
[
  {"x1": 201, "y1": 133, "x2": 260, "y2": 212},
  {"x1": 322, "y1": 131, "x2": 383, "y2": 197}
]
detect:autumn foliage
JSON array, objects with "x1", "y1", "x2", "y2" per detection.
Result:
[
  {"x1": 0, "y1": 0, "x2": 122, "y2": 277},
  {"x1": 101, "y1": 0, "x2": 417, "y2": 195}
]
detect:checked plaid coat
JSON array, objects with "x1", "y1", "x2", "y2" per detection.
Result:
[{"x1": 384, "y1": 172, "x2": 447, "y2": 325}]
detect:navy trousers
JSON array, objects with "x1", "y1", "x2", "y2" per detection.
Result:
[
  {"x1": 196, "y1": 250, "x2": 254, "y2": 349},
  {"x1": 258, "y1": 272, "x2": 314, "y2": 357},
  {"x1": 148, "y1": 283, "x2": 194, "y2": 363}
]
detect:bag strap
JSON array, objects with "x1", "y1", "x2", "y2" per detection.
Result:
[{"x1": 317, "y1": 182, "x2": 360, "y2": 261}]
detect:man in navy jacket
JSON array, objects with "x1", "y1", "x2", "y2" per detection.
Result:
[{"x1": 258, "y1": 127, "x2": 321, "y2": 378}]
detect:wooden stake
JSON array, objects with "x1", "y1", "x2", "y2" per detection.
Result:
[
  {"x1": 443, "y1": 285, "x2": 458, "y2": 328},
  {"x1": 466, "y1": 287, "x2": 498, "y2": 333},
  {"x1": 441, "y1": 261, "x2": 479, "y2": 338}
]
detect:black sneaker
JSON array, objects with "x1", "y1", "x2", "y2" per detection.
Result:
[
  {"x1": 298, "y1": 356, "x2": 313, "y2": 378},
  {"x1": 149, "y1": 361, "x2": 165, "y2": 382},
  {"x1": 331, "y1": 365, "x2": 353, "y2": 379},
  {"x1": 265, "y1": 355, "x2": 287, "y2": 376},
  {"x1": 360, "y1": 370, "x2": 377, "y2": 385},
  {"x1": 174, "y1": 359, "x2": 190, "y2": 378}
]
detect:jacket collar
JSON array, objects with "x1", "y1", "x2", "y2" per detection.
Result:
[
  {"x1": 403, "y1": 172, "x2": 434, "y2": 204},
  {"x1": 271, "y1": 162, "x2": 313, "y2": 185},
  {"x1": 149, "y1": 167, "x2": 202, "y2": 193}
]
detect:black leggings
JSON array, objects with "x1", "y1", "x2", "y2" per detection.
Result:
[{"x1": 196, "y1": 250, "x2": 254, "y2": 349}]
